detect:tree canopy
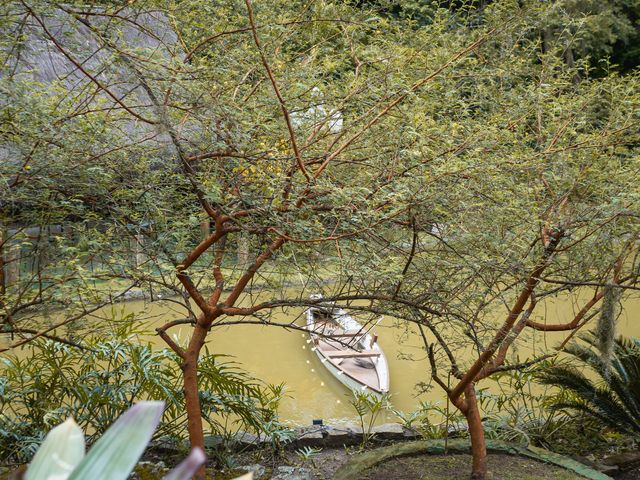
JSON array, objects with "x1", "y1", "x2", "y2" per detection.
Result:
[{"x1": 1, "y1": 1, "x2": 639, "y2": 478}]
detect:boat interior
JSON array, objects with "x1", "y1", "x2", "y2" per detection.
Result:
[{"x1": 309, "y1": 310, "x2": 382, "y2": 391}]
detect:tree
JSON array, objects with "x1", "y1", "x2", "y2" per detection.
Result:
[
  {"x1": 330, "y1": 4, "x2": 640, "y2": 477},
  {"x1": 3, "y1": 2, "x2": 638, "y2": 479},
  {"x1": 1, "y1": 1, "x2": 504, "y2": 477},
  {"x1": 361, "y1": 0, "x2": 640, "y2": 74},
  {"x1": 0, "y1": 14, "x2": 141, "y2": 347}
]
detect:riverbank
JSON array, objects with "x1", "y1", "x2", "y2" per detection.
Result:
[
  {"x1": 128, "y1": 422, "x2": 638, "y2": 479},
  {"x1": 126, "y1": 435, "x2": 628, "y2": 480},
  {"x1": 5, "y1": 288, "x2": 640, "y2": 426}
]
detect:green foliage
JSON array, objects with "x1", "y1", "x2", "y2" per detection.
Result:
[
  {"x1": 538, "y1": 333, "x2": 640, "y2": 436},
  {"x1": 349, "y1": 391, "x2": 392, "y2": 448},
  {"x1": 363, "y1": 0, "x2": 640, "y2": 73},
  {"x1": 0, "y1": 322, "x2": 285, "y2": 464},
  {"x1": 2, "y1": 0, "x2": 638, "y2": 352},
  {"x1": 478, "y1": 367, "x2": 573, "y2": 448},
  {"x1": 0, "y1": 3, "x2": 639, "y2": 477},
  {"x1": 295, "y1": 445, "x2": 322, "y2": 460},
  {"x1": 295, "y1": 446, "x2": 322, "y2": 469},
  {"x1": 540, "y1": 0, "x2": 640, "y2": 74},
  {"x1": 394, "y1": 400, "x2": 462, "y2": 440}
]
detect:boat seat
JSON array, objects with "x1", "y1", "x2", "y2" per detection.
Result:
[
  {"x1": 323, "y1": 350, "x2": 381, "y2": 358},
  {"x1": 323, "y1": 331, "x2": 364, "y2": 338}
]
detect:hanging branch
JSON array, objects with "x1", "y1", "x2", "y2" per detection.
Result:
[
  {"x1": 244, "y1": 0, "x2": 310, "y2": 182},
  {"x1": 22, "y1": 3, "x2": 158, "y2": 125}
]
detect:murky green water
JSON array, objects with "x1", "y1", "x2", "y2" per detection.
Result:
[{"x1": 3, "y1": 290, "x2": 639, "y2": 425}]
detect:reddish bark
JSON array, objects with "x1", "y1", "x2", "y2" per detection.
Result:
[
  {"x1": 526, "y1": 291, "x2": 604, "y2": 331},
  {"x1": 182, "y1": 321, "x2": 210, "y2": 479},
  {"x1": 172, "y1": 233, "x2": 286, "y2": 479},
  {"x1": 463, "y1": 385, "x2": 487, "y2": 479},
  {"x1": 449, "y1": 231, "x2": 562, "y2": 402},
  {"x1": 431, "y1": 230, "x2": 635, "y2": 479},
  {"x1": 447, "y1": 384, "x2": 487, "y2": 479}
]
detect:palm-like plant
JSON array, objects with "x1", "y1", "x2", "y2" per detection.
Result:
[{"x1": 538, "y1": 333, "x2": 640, "y2": 435}]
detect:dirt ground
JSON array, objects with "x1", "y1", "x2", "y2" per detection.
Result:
[
  {"x1": 225, "y1": 449, "x2": 591, "y2": 479},
  {"x1": 616, "y1": 469, "x2": 640, "y2": 479},
  {"x1": 296, "y1": 448, "x2": 353, "y2": 479},
  {"x1": 350, "y1": 453, "x2": 585, "y2": 480}
]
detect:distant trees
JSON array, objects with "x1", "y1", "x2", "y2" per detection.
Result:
[{"x1": 361, "y1": 0, "x2": 640, "y2": 74}]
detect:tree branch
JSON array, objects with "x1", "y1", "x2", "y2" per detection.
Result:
[{"x1": 244, "y1": 0, "x2": 310, "y2": 182}]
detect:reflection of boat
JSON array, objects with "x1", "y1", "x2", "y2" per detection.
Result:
[{"x1": 305, "y1": 295, "x2": 389, "y2": 395}]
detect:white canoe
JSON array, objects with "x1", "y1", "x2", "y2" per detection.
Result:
[{"x1": 306, "y1": 297, "x2": 389, "y2": 395}]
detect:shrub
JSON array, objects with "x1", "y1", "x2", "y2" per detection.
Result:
[
  {"x1": 538, "y1": 333, "x2": 640, "y2": 436},
  {"x1": 0, "y1": 321, "x2": 285, "y2": 464},
  {"x1": 22, "y1": 401, "x2": 206, "y2": 480}
]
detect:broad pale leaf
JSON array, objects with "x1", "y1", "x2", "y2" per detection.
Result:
[
  {"x1": 68, "y1": 401, "x2": 164, "y2": 480},
  {"x1": 26, "y1": 418, "x2": 85, "y2": 480},
  {"x1": 162, "y1": 447, "x2": 206, "y2": 480}
]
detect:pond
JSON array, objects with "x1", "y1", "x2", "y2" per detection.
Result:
[{"x1": 3, "y1": 290, "x2": 640, "y2": 426}]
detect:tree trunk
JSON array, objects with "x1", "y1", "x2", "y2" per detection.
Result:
[
  {"x1": 39, "y1": 225, "x2": 49, "y2": 270},
  {"x1": 182, "y1": 323, "x2": 208, "y2": 479},
  {"x1": 464, "y1": 384, "x2": 487, "y2": 479},
  {"x1": 563, "y1": 45, "x2": 581, "y2": 84},
  {"x1": 6, "y1": 237, "x2": 19, "y2": 287},
  {"x1": 237, "y1": 233, "x2": 249, "y2": 269},
  {"x1": 200, "y1": 218, "x2": 210, "y2": 241}
]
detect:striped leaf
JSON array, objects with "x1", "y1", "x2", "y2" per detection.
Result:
[
  {"x1": 68, "y1": 401, "x2": 164, "y2": 480},
  {"x1": 26, "y1": 418, "x2": 85, "y2": 480},
  {"x1": 162, "y1": 447, "x2": 206, "y2": 480}
]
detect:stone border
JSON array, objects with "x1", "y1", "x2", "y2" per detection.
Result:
[
  {"x1": 331, "y1": 439, "x2": 613, "y2": 480},
  {"x1": 289, "y1": 423, "x2": 422, "y2": 449},
  {"x1": 201, "y1": 423, "x2": 422, "y2": 452}
]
